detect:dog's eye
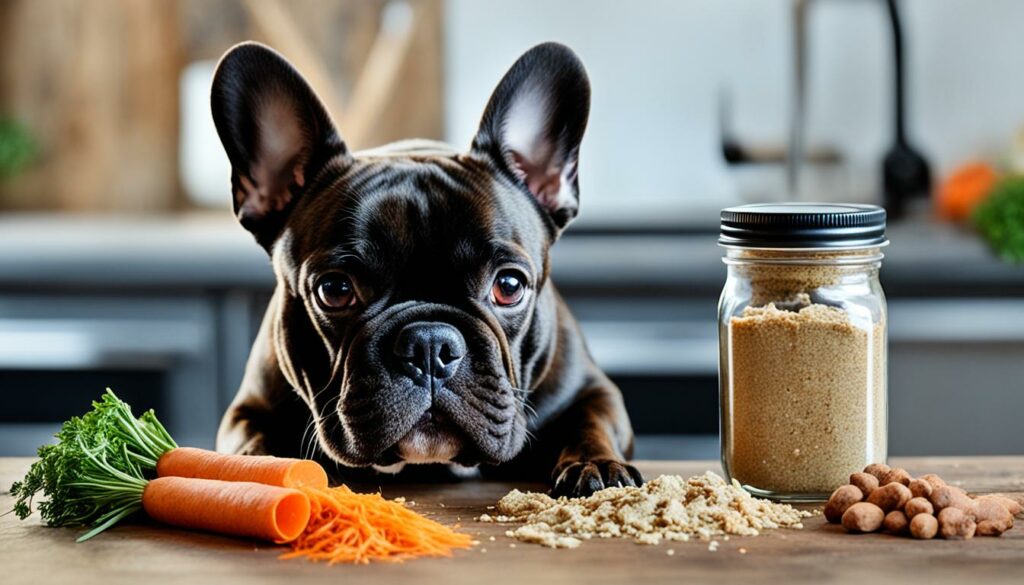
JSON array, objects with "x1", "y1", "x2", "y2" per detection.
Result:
[
  {"x1": 491, "y1": 270, "x2": 527, "y2": 306},
  {"x1": 315, "y1": 273, "x2": 356, "y2": 309}
]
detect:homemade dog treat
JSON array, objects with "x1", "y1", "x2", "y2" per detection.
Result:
[
  {"x1": 880, "y1": 467, "x2": 912, "y2": 487},
  {"x1": 824, "y1": 485, "x2": 864, "y2": 523},
  {"x1": 905, "y1": 497, "x2": 934, "y2": 518},
  {"x1": 481, "y1": 472, "x2": 810, "y2": 548},
  {"x1": 938, "y1": 508, "x2": 977, "y2": 540},
  {"x1": 919, "y1": 474, "x2": 947, "y2": 491},
  {"x1": 726, "y1": 297, "x2": 886, "y2": 494},
  {"x1": 931, "y1": 485, "x2": 978, "y2": 516},
  {"x1": 909, "y1": 513, "x2": 939, "y2": 539},
  {"x1": 863, "y1": 463, "x2": 891, "y2": 481},
  {"x1": 975, "y1": 497, "x2": 1015, "y2": 536},
  {"x1": 849, "y1": 472, "x2": 880, "y2": 497},
  {"x1": 908, "y1": 478, "x2": 934, "y2": 499},
  {"x1": 882, "y1": 510, "x2": 909, "y2": 534},
  {"x1": 842, "y1": 503, "x2": 884, "y2": 533},
  {"x1": 825, "y1": 464, "x2": 1022, "y2": 539},
  {"x1": 866, "y1": 482, "x2": 912, "y2": 512}
]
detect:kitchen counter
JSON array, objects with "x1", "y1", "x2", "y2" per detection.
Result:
[{"x1": 2, "y1": 456, "x2": 1023, "y2": 585}]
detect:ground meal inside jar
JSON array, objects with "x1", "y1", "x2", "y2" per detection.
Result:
[
  {"x1": 478, "y1": 472, "x2": 810, "y2": 548},
  {"x1": 726, "y1": 297, "x2": 886, "y2": 494}
]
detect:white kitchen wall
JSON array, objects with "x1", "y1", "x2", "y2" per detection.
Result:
[{"x1": 445, "y1": 0, "x2": 1024, "y2": 225}]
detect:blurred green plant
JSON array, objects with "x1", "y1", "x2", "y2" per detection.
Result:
[
  {"x1": 973, "y1": 175, "x2": 1024, "y2": 263},
  {"x1": 0, "y1": 118, "x2": 37, "y2": 180}
]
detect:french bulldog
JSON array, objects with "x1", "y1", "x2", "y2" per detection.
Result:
[{"x1": 212, "y1": 41, "x2": 640, "y2": 497}]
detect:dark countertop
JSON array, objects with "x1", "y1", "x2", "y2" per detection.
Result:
[{"x1": 1, "y1": 212, "x2": 1021, "y2": 295}]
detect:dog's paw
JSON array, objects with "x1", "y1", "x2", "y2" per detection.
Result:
[{"x1": 551, "y1": 459, "x2": 644, "y2": 498}]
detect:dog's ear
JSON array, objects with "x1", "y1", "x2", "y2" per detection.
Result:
[
  {"x1": 211, "y1": 42, "x2": 348, "y2": 250},
  {"x1": 471, "y1": 42, "x2": 591, "y2": 234}
]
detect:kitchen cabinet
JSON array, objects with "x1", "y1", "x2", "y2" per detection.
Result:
[{"x1": 0, "y1": 293, "x2": 223, "y2": 450}]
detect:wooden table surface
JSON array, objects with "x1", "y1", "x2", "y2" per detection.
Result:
[{"x1": 2, "y1": 457, "x2": 1023, "y2": 585}]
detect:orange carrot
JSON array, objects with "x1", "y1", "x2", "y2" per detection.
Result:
[
  {"x1": 157, "y1": 447, "x2": 329, "y2": 489},
  {"x1": 283, "y1": 485, "x2": 474, "y2": 564},
  {"x1": 14, "y1": 389, "x2": 472, "y2": 552},
  {"x1": 143, "y1": 477, "x2": 311, "y2": 543},
  {"x1": 937, "y1": 162, "x2": 999, "y2": 221}
]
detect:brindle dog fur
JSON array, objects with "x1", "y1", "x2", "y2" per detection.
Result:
[{"x1": 212, "y1": 41, "x2": 640, "y2": 497}]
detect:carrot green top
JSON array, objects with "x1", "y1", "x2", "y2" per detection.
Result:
[{"x1": 9, "y1": 389, "x2": 179, "y2": 539}]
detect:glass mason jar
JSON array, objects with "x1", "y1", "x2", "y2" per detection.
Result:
[{"x1": 718, "y1": 203, "x2": 888, "y2": 501}]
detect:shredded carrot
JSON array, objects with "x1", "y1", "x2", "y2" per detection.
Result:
[
  {"x1": 283, "y1": 485, "x2": 474, "y2": 564},
  {"x1": 153, "y1": 445, "x2": 470, "y2": 561}
]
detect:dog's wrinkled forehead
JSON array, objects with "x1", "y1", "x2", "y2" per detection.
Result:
[
  {"x1": 211, "y1": 41, "x2": 590, "y2": 266},
  {"x1": 284, "y1": 154, "x2": 550, "y2": 288}
]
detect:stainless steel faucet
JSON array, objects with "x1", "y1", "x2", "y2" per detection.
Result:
[
  {"x1": 788, "y1": 0, "x2": 930, "y2": 211},
  {"x1": 788, "y1": 0, "x2": 810, "y2": 196}
]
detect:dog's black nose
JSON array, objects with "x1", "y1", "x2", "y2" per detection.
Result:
[{"x1": 394, "y1": 322, "x2": 466, "y2": 383}]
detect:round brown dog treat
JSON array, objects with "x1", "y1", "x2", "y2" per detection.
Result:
[
  {"x1": 929, "y1": 484, "x2": 958, "y2": 509},
  {"x1": 880, "y1": 467, "x2": 912, "y2": 487},
  {"x1": 863, "y1": 463, "x2": 891, "y2": 481},
  {"x1": 974, "y1": 498, "x2": 1013, "y2": 535},
  {"x1": 919, "y1": 473, "x2": 946, "y2": 491},
  {"x1": 842, "y1": 502, "x2": 885, "y2": 533},
  {"x1": 977, "y1": 520, "x2": 1008, "y2": 537},
  {"x1": 938, "y1": 507, "x2": 976, "y2": 540},
  {"x1": 867, "y1": 482, "x2": 912, "y2": 513},
  {"x1": 930, "y1": 485, "x2": 978, "y2": 518},
  {"x1": 825, "y1": 485, "x2": 864, "y2": 524},
  {"x1": 980, "y1": 494, "x2": 1023, "y2": 517},
  {"x1": 883, "y1": 510, "x2": 909, "y2": 534},
  {"x1": 908, "y1": 478, "x2": 933, "y2": 499},
  {"x1": 909, "y1": 513, "x2": 938, "y2": 540},
  {"x1": 849, "y1": 472, "x2": 880, "y2": 498},
  {"x1": 905, "y1": 497, "x2": 934, "y2": 519}
]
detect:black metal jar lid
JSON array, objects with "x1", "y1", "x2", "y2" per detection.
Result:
[{"x1": 719, "y1": 203, "x2": 888, "y2": 249}]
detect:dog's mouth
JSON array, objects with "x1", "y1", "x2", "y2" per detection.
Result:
[
  {"x1": 322, "y1": 374, "x2": 519, "y2": 469},
  {"x1": 392, "y1": 409, "x2": 464, "y2": 463},
  {"x1": 365, "y1": 408, "x2": 471, "y2": 472}
]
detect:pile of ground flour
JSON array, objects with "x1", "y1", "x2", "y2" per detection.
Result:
[{"x1": 479, "y1": 472, "x2": 810, "y2": 548}]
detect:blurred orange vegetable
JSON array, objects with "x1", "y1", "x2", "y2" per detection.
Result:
[{"x1": 936, "y1": 162, "x2": 999, "y2": 221}]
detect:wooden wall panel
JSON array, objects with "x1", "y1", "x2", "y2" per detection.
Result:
[
  {"x1": 0, "y1": 0, "x2": 182, "y2": 212},
  {"x1": 0, "y1": 0, "x2": 443, "y2": 211}
]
